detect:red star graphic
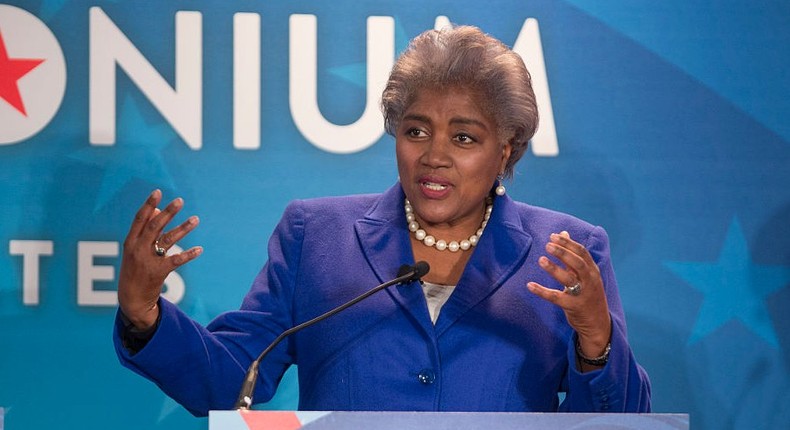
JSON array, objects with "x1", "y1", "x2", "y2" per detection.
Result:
[{"x1": 0, "y1": 30, "x2": 45, "y2": 117}]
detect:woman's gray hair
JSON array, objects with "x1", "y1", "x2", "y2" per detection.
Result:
[{"x1": 381, "y1": 25, "x2": 538, "y2": 179}]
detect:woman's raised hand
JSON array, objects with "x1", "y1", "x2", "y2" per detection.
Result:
[
  {"x1": 118, "y1": 190, "x2": 202, "y2": 330},
  {"x1": 527, "y1": 231, "x2": 612, "y2": 369}
]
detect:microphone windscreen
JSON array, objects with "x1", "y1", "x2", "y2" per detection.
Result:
[
  {"x1": 397, "y1": 264, "x2": 412, "y2": 277},
  {"x1": 413, "y1": 261, "x2": 430, "y2": 279}
]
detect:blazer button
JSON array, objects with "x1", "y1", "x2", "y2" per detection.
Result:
[{"x1": 417, "y1": 369, "x2": 436, "y2": 385}]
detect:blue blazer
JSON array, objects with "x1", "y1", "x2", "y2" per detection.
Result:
[{"x1": 114, "y1": 183, "x2": 651, "y2": 416}]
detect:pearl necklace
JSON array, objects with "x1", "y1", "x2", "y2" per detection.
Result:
[{"x1": 404, "y1": 197, "x2": 493, "y2": 252}]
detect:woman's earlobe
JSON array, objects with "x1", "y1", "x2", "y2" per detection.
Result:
[{"x1": 501, "y1": 143, "x2": 513, "y2": 172}]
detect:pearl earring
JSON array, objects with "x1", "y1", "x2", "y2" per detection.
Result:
[{"x1": 495, "y1": 175, "x2": 506, "y2": 196}]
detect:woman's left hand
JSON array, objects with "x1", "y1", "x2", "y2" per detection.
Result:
[{"x1": 527, "y1": 231, "x2": 612, "y2": 367}]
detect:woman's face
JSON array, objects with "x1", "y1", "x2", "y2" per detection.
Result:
[{"x1": 396, "y1": 87, "x2": 511, "y2": 232}]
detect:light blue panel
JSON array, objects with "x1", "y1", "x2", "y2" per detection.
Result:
[{"x1": 208, "y1": 411, "x2": 248, "y2": 430}]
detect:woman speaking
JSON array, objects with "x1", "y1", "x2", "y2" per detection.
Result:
[{"x1": 114, "y1": 25, "x2": 651, "y2": 416}]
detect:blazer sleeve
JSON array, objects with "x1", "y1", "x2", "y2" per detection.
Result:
[
  {"x1": 112, "y1": 201, "x2": 306, "y2": 416},
  {"x1": 559, "y1": 226, "x2": 652, "y2": 412}
]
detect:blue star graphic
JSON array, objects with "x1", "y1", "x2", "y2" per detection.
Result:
[
  {"x1": 69, "y1": 95, "x2": 178, "y2": 211},
  {"x1": 664, "y1": 218, "x2": 790, "y2": 346}
]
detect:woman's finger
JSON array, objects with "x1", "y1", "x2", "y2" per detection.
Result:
[
  {"x1": 166, "y1": 245, "x2": 204, "y2": 269},
  {"x1": 550, "y1": 232, "x2": 597, "y2": 271},
  {"x1": 144, "y1": 197, "x2": 184, "y2": 239},
  {"x1": 537, "y1": 255, "x2": 579, "y2": 290},
  {"x1": 157, "y1": 216, "x2": 200, "y2": 251},
  {"x1": 545, "y1": 240, "x2": 587, "y2": 276},
  {"x1": 127, "y1": 190, "x2": 162, "y2": 240},
  {"x1": 526, "y1": 281, "x2": 567, "y2": 306}
]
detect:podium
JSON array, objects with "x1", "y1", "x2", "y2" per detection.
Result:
[{"x1": 209, "y1": 410, "x2": 689, "y2": 430}]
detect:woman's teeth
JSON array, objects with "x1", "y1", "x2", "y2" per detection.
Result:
[{"x1": 423, "y1": 182, "x2": 447, "y2": 191}]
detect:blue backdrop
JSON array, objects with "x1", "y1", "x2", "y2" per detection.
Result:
[{"x1": 1, "y1": 1, "x2": 789, "y2": 429}]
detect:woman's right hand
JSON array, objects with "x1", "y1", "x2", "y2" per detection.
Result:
[{"x1": 118, "y1": 190, "x2": 203, "y2": 330}]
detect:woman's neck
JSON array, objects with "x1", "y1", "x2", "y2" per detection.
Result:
[{"x1": 410, "y1": 235, "x2": 473, "y2": 286}]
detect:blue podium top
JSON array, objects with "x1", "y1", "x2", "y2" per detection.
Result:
[{"x1": 209, "y1": 410, "x2": 689, "y2": 430}]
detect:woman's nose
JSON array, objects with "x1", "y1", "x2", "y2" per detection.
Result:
[{"x1": 420, "y1": 137, "x2": 452, "y2": 168}]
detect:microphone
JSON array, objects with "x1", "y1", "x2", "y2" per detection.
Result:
[{"x1": 233, "y1": 261, "x2": 430, "y2": 410}]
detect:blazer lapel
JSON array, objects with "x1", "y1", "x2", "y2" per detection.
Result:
[
  {"x1": 354, "y1": 185, "x2": 534, "y2": 338},
  {"x1": 433, "y1": 194, "x2": 533, "y2": 336},
  {"x1": 354, "y1": 184, "x2": 434, "y2": 332}
]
